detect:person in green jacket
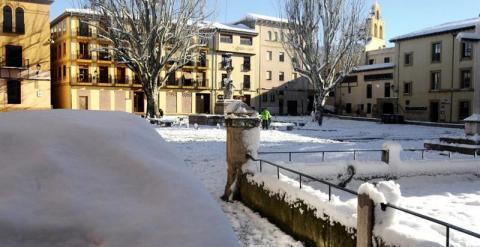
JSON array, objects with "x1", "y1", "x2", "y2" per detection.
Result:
[{"x1": 260, "y1": 108, "x2": 272, "y2": 130}]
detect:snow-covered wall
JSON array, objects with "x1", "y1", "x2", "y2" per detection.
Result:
[{"x1": 0, "y1": 110, "x2": 240, "y2": 247}]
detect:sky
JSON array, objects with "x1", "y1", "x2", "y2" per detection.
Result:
[{"x1": 51, "y1": 0, "x2": 480, "y2": 46}]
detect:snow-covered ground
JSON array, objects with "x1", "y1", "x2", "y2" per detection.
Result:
[{"x1": 157, "y1": 116, "x2": 480, "y2": 246}]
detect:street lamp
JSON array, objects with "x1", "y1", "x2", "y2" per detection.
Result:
[{"x1": 457, "y1": 21, "x2": 480, "y2": 137}]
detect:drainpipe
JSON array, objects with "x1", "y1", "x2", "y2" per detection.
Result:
[
  {"x1": 211, "y1": 30, "x2": 217, "y2": 114},
  {"x1": 258, "y1": 22, "x2": 262, "y2": 110},
  {"x1": 450, "y1": 34, "x2": 455, "y2": 123}
]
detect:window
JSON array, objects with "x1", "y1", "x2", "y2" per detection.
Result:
[
  {"x1": 78, "y1": 66, "x2": 90, "y2": 83},
  {"x1": 78, "y1": 42, "x2": 90, "y2": 59},
  {"x1": 404, "y1": 53, "x2": 413, "y2": 66},
  {"x1": 384, "y1": 83, "x2": 391, "y2": 98},
  {"x1": 63, "y1": 43, "x2": 66, "y2": 56},
  {"x1": 374, "y1": 24, "x2": 378, "y2": 38},
  {"x1": 7, "y1": 80, "x2": 21, "y2": 104},
  {"x1": 270, "y1": 92, "x2": 275, "y2": 102},
  {"x1": 404, "y1": 82, "x2": 412, "y2": 95},
  {"x1": 15, "y1": 8, "x2": 24, "y2": 34},
  {"x1": 221, "y1": 73, "x2": 227, "y2": 88},
  {"x1": 279, "y1": 52, "x2": 285, "y2": 62},
  {"x1": 5, "y1": 45, "x2": 22, "y2": 67},
  {"x1": 63, "y1": 65, "x2": 67, "y2": 78},
  {"x1": 292, "y1": 73, "x2": 298, "y2": 80},
  {"x1": 430, "y1": 71, "x2": 441, "y2": 90},
  {"x1": 461, "y1": 42, "x2": 473, "y2": 59},
  {"x1": 405, "y1": 100, "x2": 410, "y2": 106},
  {"x1": 367, "y1": 103, "x2": 372, "y2": 114},
  {"x1": 460, "y1": 69, "x2": 472, "y2": 89},
  {"x1": 240, "y1": 36, "x2": 252, "y2": 46},
  {"x1": 220, "y1": 34, "x2": 233, "y2": 43},
  {"x1": 366, "y1": 84, "x2": 372, "y2": 98},
  {"x1": 243, "y1": 56, "x2": 251, "y2": 71},
  {"x1": 348, "y1": 86, "x2": 352, "y2": 94},
  {"x1": 99, "y1": 66, "x2": 109, "y2": 83},
  {"x1": 221, "y1": 54, "x2": 231, "y2": 69},
  {"x1": 266, "y1": 51, "x2": 272, "y2": 61},
  {"x1": 368, "y1": 59, "x2": 374, "y2": 65},
  {"x1": 266, "y1": 71, "x2": 272, "y2": 80},
  {"x1": 384, "y1": 57, "x2": 390, "y2": 63},
  {"x1": 78, "y1": 21, "x2": 90, "y2": 36},
  {"x1": 279, "y1": 72, "x2": 284, "y2": 81},
  {"x1": 243, "y1": 75, "x2": 251, "y2": 89},
  {"x1": 267, "y1": 31, "x2": 272, "y2": 41},
  {"x1": 431, "y1": 42, "x2": 442, "y2": 63},
  {"x1": 3, "y1": 6, "x2": 12, "y2": 33},
  {"x1": 274, "y1": 32, "x2": 278, "y2": 41},
  {"x1": 459, "y1": 101, "x2": 470, "y2": 120}
]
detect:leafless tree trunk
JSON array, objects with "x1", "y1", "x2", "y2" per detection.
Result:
[
  {"x1": 82, "y1": 0, "x2": 211, "y2": 118},
  {"x1": 282, "y1": 0, "x2": 367, "y2": 125}
]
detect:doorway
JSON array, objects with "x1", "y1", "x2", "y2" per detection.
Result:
[
  {"x1": 287, "y1": 100, "x2": 298, "y2": 116},
  {"x1": 430, "y1": 102, "x2": 439, "y2": 122},
  {"x1": 279, "y1": 99, "x2": 284, "y2": 115},
  {"x1": 78, "y1": 96, "x2": 88, "y2": 110},
  {"x1": 195, "y1": 93, "x2": 210, "y2": 114},
  {"x1": 134, "y1": 92, "x2": 145, "y2": 113},
  {"x1": 382, "y1": 103, "x2": 394, "y2": 114}
]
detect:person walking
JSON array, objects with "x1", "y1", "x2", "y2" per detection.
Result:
[{"x1": 260, "y1": 108, "x2": 272, "y2": 130}]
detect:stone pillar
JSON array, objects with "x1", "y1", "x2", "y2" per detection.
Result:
[
  {"x1": 222, "y1": 117, "x2": 261, "y2": 201},
  {"x1": 357, "y1": 194, "x2": 375, "y2": 247}
]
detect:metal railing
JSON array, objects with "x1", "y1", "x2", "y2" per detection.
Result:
[
  {"x1": 259, "y1": 148, "x2": 477, "y2": 162},
  {"x1": 380, "y1": 203, "x2": 480, "y2": 247},
  {"x1": 247, "y1": 153, "x2": 480, "y2": 246},
  {"x1": 247, "y1": 154, "x2": 358, "y2": 201}
]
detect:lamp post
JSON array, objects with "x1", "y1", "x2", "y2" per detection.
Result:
[{"x1": 457, "y1": 21, "x2": 480, "y2": 136}]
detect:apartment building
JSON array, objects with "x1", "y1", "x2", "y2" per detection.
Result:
[
  {"x1": 50, "y1": 9, "x2": 145, "y2": 113},
  {"x1": 236, "y1": 14, "x2": 313, "y2": 115},
  {"x1": 0, "y1": 0, "x2": 52, "y2": 112},
  {"x1": 391, "y1": 17, "x2": 478, "y2": 123}
]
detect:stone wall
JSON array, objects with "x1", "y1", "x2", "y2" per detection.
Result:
[{"x1": 239, "y1": 174, "x2": 356, "y2": 247}]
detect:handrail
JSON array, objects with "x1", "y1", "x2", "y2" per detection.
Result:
[
  {"x1": 258, "y1": 148, "x2": 476, "y2": 162},
  {"x1": 381, "y1": 203, "x2": 480, "y2": 247},
  {"x1": 247, "y1": 154, "x2": 358, "y2": 202},
  {"x1": 247, "y1": 153, "x2": 480, "y2": 246}
]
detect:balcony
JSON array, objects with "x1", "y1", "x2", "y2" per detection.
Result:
[
  {"x1": 197, "y1": 59, "x2": 208, "y2": 68},
  {"x1": 0, "y1": 58, "x2": 29, "y2": 80},
  {"x1": 77, "y1": 52, "x2": 92, "y2": 60},
  {"x1": 97, "y1": 75, "x2": 112, "y2": 84},
  {"x1": 114, "y1": 76, "x2": 130, "y2": 85},
  {"x1": 197, "y1": 78, "x2": 209, "y2": 88},
  {"x1": 98, "y1": 52, "x2": 111, "y2": 61},
  {"x1": 77, "y1": 74, "x2": 92, "y2": 83},
  {"x1": 77, "y1": 28, "x2": 92, "y2": 37}
]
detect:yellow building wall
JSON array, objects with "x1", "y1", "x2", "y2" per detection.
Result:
[{"x1": 0, "y1": 0, "x2": 52, "y2": 111}]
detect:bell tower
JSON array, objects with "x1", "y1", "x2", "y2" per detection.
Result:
[{"x1": 365, "y1": 1, "x2": 386, "y2": 51}]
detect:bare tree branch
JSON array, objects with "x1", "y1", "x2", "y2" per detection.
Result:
[{"x1": 282, "y1": 0, "x2": 367, "y2": 125}]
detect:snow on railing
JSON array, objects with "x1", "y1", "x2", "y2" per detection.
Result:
[{"x1": 246, "y1": 154, "x2": 480, "y2": 246}]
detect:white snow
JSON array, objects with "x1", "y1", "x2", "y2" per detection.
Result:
[
  {"x1": 464, "y1": 114, "x2": 480, "y2": 122},
  {"x1": 354, "y1": 63, "x2": 394, "y2": 72},
  {"x1": 391, "y1": 17, "x2": 479, "y2": 42},
  {"x1": 0, "y1": 110, "x2": 240, "y2": 247},
  {"x1": 240, "y1": 13, "x2": 288, "y2": 24},
  {"x1": 157, "y1": 116, "x2": 480, "y2": 246}
]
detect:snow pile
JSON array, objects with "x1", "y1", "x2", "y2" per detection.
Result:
[
  {"x1": 358, "y1": 181, "x2": 401, "y2": 227},
  {"x1": 244, "y1": 162, "x2": 358, "y2": 230},
  {"x1": 0, "y1": 110, "x2": 239, "y2": 247},
  {"x1": 225, "y1": 100, "x2": 259, "y2": 118}
]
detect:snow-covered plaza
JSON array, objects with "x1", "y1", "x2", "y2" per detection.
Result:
[{"x1": 157, "y1": 116, "x2": 480, "y2": 247}]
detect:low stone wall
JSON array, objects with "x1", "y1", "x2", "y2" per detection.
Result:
[
  {"x1": 188, "y1": 115, "x2": 225, "y2": 126},
  {"x1": 239, "y1": 174, "x2": 356, "y2": 247}
]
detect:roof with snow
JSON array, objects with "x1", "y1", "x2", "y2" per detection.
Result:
[
  {"x1": 51, "y1": 8, "x2": 99, "y2": 26},
  {"x1": 210, "y1": 22, "x2": 257, "y2": 35},
  {"x1": 0, "y1": 110, "x2": 239, "y2": 247},
  {"x1": 354, "y1": 63, "x2": 394, "y2": 72},
  {"x1": 240, "y1": 13, "x2": 288, "y2": 23},
  {"x1": 390, "y1": 17, "x2": 480, "y2": 42}
]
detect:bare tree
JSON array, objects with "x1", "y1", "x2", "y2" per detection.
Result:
[
  {"x1": 82, "y1": 0, "x2": 211, "y2": 118},
  {"x1": 282, "y1": 0, "x2": 366, "y2": 125}
]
